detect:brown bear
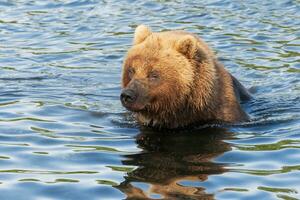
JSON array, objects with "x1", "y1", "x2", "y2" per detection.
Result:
[{"x1": 121, "y1": 25, "x2": 251, "y2": 129}]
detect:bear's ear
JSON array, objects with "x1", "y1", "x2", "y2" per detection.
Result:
[
  {"x1": 175, "y1": 35, "x2": 198, "y2": 59},
  {"x1": 133, "y1": 25, "x2": 152, "y2": 45}
]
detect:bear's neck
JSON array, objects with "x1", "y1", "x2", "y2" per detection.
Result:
[{"x1": 135, "y1": 104, "x2": 215, "y2": 129}]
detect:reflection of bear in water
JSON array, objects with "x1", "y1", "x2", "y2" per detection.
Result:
[
  {"x1": 121, "y1": 25, "x2": 251, "y2": 129},
  {"x1": 116, "y1": 127, "x2": 232, "y2": 200}
]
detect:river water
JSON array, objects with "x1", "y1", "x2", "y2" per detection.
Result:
[{"x1": 0, "y1": 0, "x2": 299, "y2": 199}]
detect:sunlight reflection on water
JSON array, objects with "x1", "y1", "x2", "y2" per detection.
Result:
[{"x1": 0, "y1": 0, "x2": 299, "y2": 199}]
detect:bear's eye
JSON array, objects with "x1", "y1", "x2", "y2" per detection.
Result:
[
  {"x1": 148, "y1": 70, "x2": 160, "y2": 81},
  {"x1": 127, "y1": 67, "x2": 135, "y2": 78}
]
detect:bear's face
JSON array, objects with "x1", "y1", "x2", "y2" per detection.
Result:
[{"x1": 121, "y1": 26, "x2": 195, "y2": 114}]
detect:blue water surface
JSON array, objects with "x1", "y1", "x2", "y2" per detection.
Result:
[{"x1": 0, "y1": 0, "x2": 299, "y2": 199}]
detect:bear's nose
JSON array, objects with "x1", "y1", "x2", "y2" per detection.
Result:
[{"x1": 120, "y1": 89, "x2": 137, "y2": 105}]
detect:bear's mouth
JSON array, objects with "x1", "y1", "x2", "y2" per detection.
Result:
[{"x1": 123, "y1": 102, "x2": 146, "y2": 112}]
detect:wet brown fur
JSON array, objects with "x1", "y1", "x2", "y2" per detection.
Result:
[{"x1": 122, "y1": 25, "x2": 250, "y2": 129}]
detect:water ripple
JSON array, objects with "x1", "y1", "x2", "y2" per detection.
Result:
[{"x1": 0, "y1": 0, "x2": 299, "y2": 199}]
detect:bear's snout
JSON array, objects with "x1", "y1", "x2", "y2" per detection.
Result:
[
  {"x1": 120, "y1": 80, "x2": 150, "y2": 112},
  {"x1": 120, "y1": 89, "x2": 137, "y2": 105}
]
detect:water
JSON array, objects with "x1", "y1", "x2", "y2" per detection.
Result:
[{"x1": 0, "y1": 0, "x2": 299, "y2": 199}]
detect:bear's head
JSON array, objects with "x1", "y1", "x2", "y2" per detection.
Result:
[{"x1": 121, "y1": 25, "x2": 216, "y2": 127}]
